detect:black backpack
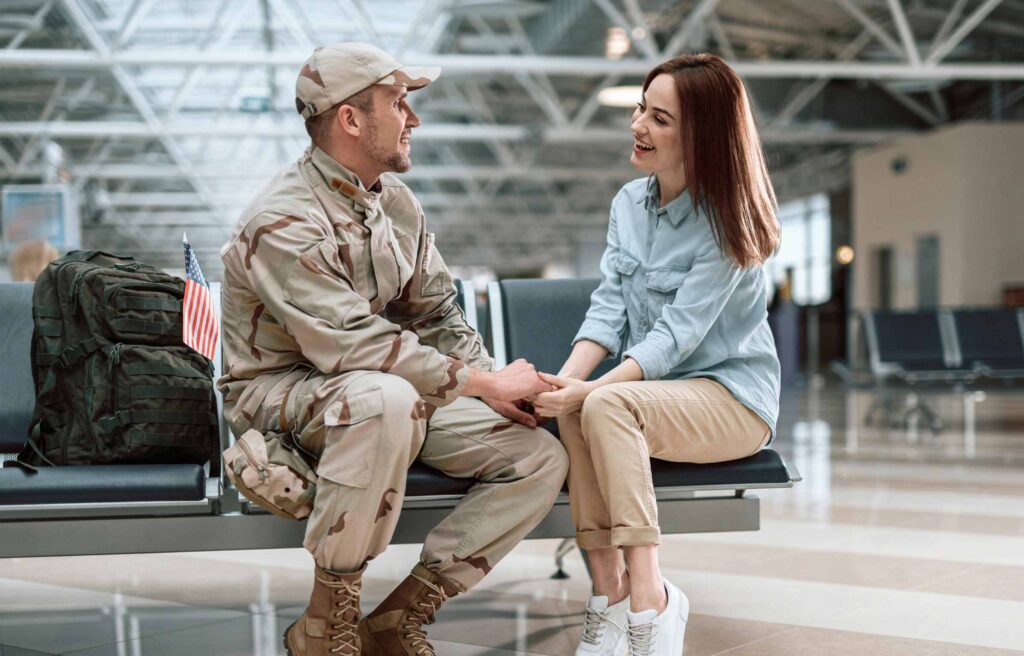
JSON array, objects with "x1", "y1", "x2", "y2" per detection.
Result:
[{"x1": 12, "y1": 250, "x2": 219, "y2": 470}]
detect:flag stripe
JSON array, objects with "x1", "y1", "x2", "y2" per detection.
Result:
[{"x1": 182, "y1": 241, "x2": 219, "y2": 362}]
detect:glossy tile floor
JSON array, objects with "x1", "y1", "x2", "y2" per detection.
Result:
[{"x1": 2, "y1": 383, "x2": 1023, "y2": 655}]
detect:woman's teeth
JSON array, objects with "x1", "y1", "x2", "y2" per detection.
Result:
[{"x1": 635, "y1": 141, "x2": 654, "y2": 151}]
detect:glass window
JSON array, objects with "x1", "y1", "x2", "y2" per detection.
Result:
[{"x1": 766, "y1": 193, "x2": 832, "y2": 305}]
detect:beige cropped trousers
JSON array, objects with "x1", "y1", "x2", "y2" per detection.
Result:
[{"x1": 557, "y1": 377, "x2": 771, "y2": 549}]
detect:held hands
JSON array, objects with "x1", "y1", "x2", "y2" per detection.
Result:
[
  {"x1": 479, "y1": 361, "x2": 598, "y2": 426},
  {"x1": 481, "y1": 398, "x2": 543, "y2": 428},
  {"x1": 531, "y1": 372, "x2": 597, "y2": 418},
  {"x1": 480, "y1": 358, "x2": 553, "y2": 428},
  {"x1": 486, "y1": 358, "x2": 556, "y2": 401}
]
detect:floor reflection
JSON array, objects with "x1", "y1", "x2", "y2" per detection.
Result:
[{"x1": 2, "y1": 383, "x2": 1023, "y2": 655}]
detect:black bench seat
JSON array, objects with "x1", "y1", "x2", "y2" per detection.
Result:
[
  {"x1": 0, "y1": 464, "x2": 206, "y2": 505},
  {"x1": 405, "y1": 449, "x2": 791, "y2": 498}
]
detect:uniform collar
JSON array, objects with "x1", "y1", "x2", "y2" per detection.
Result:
[
  {"x1": 641, "y1": 176, "x2": 695, "y2": 227},
  {"x1": 307, "y1": 145, "x2": 382, "y2": 211}
]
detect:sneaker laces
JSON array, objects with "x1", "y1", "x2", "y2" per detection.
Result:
[
  {"x1": 627, "y1": 621, "x2": 657, "y2": 656},
  {"x1": 581, "y1": 606, "x2": 611, "y2": 645},
  {"x1": 402, "y1": 580, "x2": 448, "y2": 656},
  {"x1": 325, "y1": 577, "x2": 361, "y2": 655}
]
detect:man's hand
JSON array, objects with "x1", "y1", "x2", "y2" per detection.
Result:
[
  {"x1": 466, "y1": 359, "x2": 555, "y2": 402},
  {"x1": 532, "y1": 372, "x2": 598, "y2": 418},
  {"x1": 482, "y1": 397, "x2": 542, "y2": 428}
]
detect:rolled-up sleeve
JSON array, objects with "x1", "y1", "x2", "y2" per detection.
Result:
[
  {"x1": 237, "y1": 211, "x2": 469, "y2": 406},
  {"x1": 623, "y1": 239, "x2": 744, "y2": 380},
  {"x1": 573, "y1": 201, "x2": 628, "y2": 357}
]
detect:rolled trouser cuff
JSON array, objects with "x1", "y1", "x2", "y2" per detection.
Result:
[
  {"x1": 611, "y1": 526, "x2": 661, "y2": 547},
  {"x1": 576, "y1": 529, "x2": 612, "y2": 550}
]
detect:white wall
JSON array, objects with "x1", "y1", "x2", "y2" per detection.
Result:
[{"x1": 852, "y1": 122, "x2": 1024, "y2": 309}]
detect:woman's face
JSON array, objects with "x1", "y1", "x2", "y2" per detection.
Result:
[{"x1": 629, "y1": 73, "x2": 685, "y2": 175}]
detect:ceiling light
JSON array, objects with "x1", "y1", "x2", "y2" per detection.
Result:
[
  {"x1": 605, "y1": 27, "x2": 630, "y2": 60},
  {"x1": 598, "y1": 85, "x2": 643, "y2": 107}
]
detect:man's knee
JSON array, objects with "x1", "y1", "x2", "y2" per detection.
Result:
[
  {"x1": 371, "y1": 373, "x2": 420, "y2": 415},
  {"x1": 517, "y1": 427, "x2": 569, "y2": 481}
]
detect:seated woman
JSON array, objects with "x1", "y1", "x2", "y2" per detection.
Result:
[{"x1": 532, "y1": 54, "x2": 781, "y2": 656}]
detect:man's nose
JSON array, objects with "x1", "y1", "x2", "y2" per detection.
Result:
[{"x1": 407, "y1": 106, "x2": 421, "y2": 128}]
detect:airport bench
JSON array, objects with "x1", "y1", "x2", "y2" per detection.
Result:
[
  {"x1": 0, "y1": 279, "x2": 799, "y2": 558},
  {"x1": 842, "y1": 307, "x2": 1024, "y2": 445}
]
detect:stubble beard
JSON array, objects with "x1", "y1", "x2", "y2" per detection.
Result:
[{"x1": 366, "y1": 119, "x2": 411, "y2": 173}]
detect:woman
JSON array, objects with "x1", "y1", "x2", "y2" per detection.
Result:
[{"x1": 532, "y1": 54, "x2": 780, "y2": 656}]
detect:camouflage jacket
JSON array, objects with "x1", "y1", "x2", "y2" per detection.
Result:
[{"x1": 217, "y1": 145, "x2": 492, "y2": 413}]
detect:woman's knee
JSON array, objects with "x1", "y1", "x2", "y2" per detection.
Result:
[{"x1": 580, "y1": 384, "x2": 635, "y2": 436}]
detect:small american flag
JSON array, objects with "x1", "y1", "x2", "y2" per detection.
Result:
[{"x1": 182, "y1": 233, "x2": 219, "y2": 361}]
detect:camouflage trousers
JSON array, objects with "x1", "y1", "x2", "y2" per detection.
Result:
[{"x1": 227, "y1": 366, "x2": 568, "y2": 592}]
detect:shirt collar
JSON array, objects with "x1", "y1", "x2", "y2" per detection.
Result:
[
  {"x1": 641, "y1": 176, "x2": 695, "y2": 227},
  {"x1": 307, "y1": 145, "x2": 382, "y2": 211}
]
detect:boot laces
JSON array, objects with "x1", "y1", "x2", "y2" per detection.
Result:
[
  {"x1": 627, "y1": 621, "x2": 657, "y2": 656},
  {"x1": 401, "y1": 586, "x2": 448, "y2": 656},
  {"x1": 581, "y1": 607, "x2": 612, "y2": 645},
  {"x1": 326, "y1": 578, "x2": 361, "y2": 655}
]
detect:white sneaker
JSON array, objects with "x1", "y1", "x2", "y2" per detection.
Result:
[
  {"x1": 576, "y1": 594, "x2": 630, "y2": 656},
  {"x1": 625, "y1": 580, "x2": 689, "y2": 656}
]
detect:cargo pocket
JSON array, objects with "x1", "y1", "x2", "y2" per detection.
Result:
[
  {"x1": 224, "y1": 429, "x2": 319, "y2": 520},
  {"x1": 317, "y1": 386, "x2": 384, "y2": 489}
]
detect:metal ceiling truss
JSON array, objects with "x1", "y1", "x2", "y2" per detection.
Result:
[{"x1": 1, "y1": 0, "x2": 1022, "y2": 273}]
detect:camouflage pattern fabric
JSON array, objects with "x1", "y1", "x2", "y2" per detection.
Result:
[{"x1": 219, "y1": 146, "x2": 568, "y2": 591}]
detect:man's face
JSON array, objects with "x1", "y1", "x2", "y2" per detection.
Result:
[{"x1": 362, "y1": 85, "x2": 421, "y2": 174}]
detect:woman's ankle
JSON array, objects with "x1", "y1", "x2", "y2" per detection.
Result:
[
  {"x1": 629, "y1": 580, "x2": 667, "y2": 614},
  {"x1": 593, "y1": 579, "x2": 629, "y2": 605}
]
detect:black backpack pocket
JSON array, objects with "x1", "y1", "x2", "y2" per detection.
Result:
[
  {"x1": 85, "y1": 345, "x2": 216, "y2": 465},
  {"x1": 76, "y1": 269, "x2": 186, "y2": 346}
]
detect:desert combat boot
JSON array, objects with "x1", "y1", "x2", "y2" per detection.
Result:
[
  {"x1": 284, "y1": 565, "x2": 363, "y2": 656},
  {"x1": 358, "y1": 563, "x2": 458, "y2": 656}
]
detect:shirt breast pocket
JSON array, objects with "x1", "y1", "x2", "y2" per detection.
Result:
[
  {"x1": 420, "y1": 233, "x2": 452, "y2": 297},
  {"x1": 645, "y1": 266, "x2": 691, "y2": 318}
]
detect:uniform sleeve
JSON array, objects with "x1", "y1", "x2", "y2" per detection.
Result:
[
  {"x1": 235, "y1": 211, "x2": 469, "y2": 406},
  {"x1": 386, "y1": 216, "x2": 495, "y2": 372},
  {"x1": 572, "y1": 200, "x2": 628, "y2": 357},
  {"x1": 622, "y1": 238, "x2": 744, "y2": 380}
]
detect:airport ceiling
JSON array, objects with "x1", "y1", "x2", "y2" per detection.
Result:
[{"x1": 1, "y1": 0, "x2": 1024, "y2": 275}]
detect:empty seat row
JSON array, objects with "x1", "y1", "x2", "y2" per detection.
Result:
[{"x1": 862, "y1": 307, "x2": 1024, "y2": 383}]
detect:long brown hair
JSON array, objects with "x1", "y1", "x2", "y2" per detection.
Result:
[{"x1": 643, "y1": 54, "x2": 779, "y2": 268}]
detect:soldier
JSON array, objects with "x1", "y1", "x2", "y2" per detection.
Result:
[{"x1": 217, "y1": 43, "x2": 568, "y2": 656}]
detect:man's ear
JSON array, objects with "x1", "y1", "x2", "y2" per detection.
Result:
[{"x1": 336, "y1": 104, "x2": 362, "y2": 138}]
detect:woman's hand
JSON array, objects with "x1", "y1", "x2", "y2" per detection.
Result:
[{"x1": 531, "y1": 372, "x2": 598, "y2": 418}]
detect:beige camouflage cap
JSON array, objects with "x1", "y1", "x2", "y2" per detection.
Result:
[{"x1": 295, "y1": 42, "x2": 440, "y2": 119}]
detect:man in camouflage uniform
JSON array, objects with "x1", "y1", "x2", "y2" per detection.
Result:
[{"x1": 218, "y1": 43, "x2": 568, "y2": 656}]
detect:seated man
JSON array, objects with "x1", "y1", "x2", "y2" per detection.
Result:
[{"x1": 218, "y1": 42, "x2": 567, "y2": 656}]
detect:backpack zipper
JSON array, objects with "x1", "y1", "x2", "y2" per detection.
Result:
[
  {"x1": 54, "y1": 260, "x2": 102, "y2": 463},
  {"x1": 234, "y1": 437, "x2": 268, "y2": 483},
  {"x1": 101, "y1": 281, "x2": 183, "y2": 308}
]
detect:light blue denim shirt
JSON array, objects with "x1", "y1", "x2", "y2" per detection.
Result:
[{"x1": 573, "y1": 177, "x2": 781, "y2": 436}]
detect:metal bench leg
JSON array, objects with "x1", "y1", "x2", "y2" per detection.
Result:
[
  {"x1": 919, "y1": 397, "x2": 943, "y2": 436},
  {"x1": 864, "y1": 394, "x2": 899, "y2": 429},
  {"x1": 552, "y1": 537, "x2": 576, "y2": 579},
  {"x1": 963, "y1": 390, "x2": 984, "y2": 459}
]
